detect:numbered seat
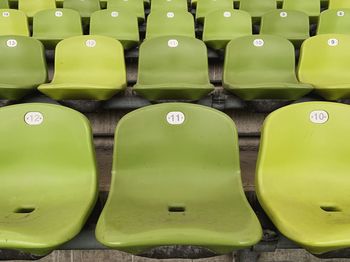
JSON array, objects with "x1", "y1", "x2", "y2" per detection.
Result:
[
  {"x1": 203, "y1": 9, "x2": 252, "y2": 50},
  {"x1": 0, "y1": 9, "x2": 29, "y2": 36},
  {"x1": 195, "y1": 0, "x2": 233, "y2": 23},
  {"x1": 260, "y1": 10, "x2": 310, "y2": 46},
  {"x1": 107, "y1": 0, "x2": 144, "y2": 22},
  {"x1": 63, "y1": 0, "x2": 100, "y2": 19},
  {"x1": 298, "y1": 34, "x2": 350, "y2": 100},
  {"x1": 317, "y1": 9, "x2": 350, "y2": 35},
  {"x1": 0, "y1": 0, "x2": 9, "y2": 8},
  {"x1": 282, "y1": 0, "x2": 320, "y2": 19},
  {"x1": 256, "y1": 101, "x2": 350, "y2": 254},
  {"x1": 0, "y1": 103, "x2": 97, "y2": 256},
  {"x1": 33, "y1": 9, "x2": 82, "y2": 48},
  {"x1": 150, "y1": 0, "x2": 188, "y2": 13},
  {"x1": 90, "y1": 9, "x2": 139, "y2": 50},
  {"x1": 96, "y1": 103, "x2": 262, "y2": 254},
  {"x1": 239, "y1": 0, "x2": 276, "y2": 20},
  {"x1": 146, "y1": 11, "x2": 195, "y2": 40},
  {"x1": 223, "y1": 35, "x2": 313, "y2": 100},
  {"x1": 329, "y1": 0, "x2": 350, "y2": 9},
  {"x1": 19, "y1": 0, "x2": 56, "y2": 18},
  {"x1": 38, "y1": 35, "x2": 126, "y2": 100},
  {"x1": 134, "y1": 36, "x2": 214, "y2": 101},
  {"x1": 0, "y1": 36, "x2": 47, "y2": 100}
]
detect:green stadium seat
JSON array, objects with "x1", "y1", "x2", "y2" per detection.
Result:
[
  {"x1": 90, "y1": 9, "x2": 139, "y2": 50},
  {"x1": 298, "y1": 34, "x2": 350, "y2": 100},
  {"x1": 19, "y1": 0, "x2": 56, "y2": 18},
  {"x1": 0, "y1": 36, "x2": 47, "y2": 100},
  {"x1": 96, "y1": 103, "x2": 262, "y2": 254},
  {"x1": 38, "y1": 35, "x2": 126, "y2": 100},
  {"x1": 33, "y1": 9, "x2": 83, "y2": 48},
  {"x1": 223, "y1": 35, "x2": 313, "y2": 100},
  {"x1": 329, "y1": 0, "x2": 350, "y2": 9},
  {"x1": 317, "y1": 9, "x2": 350, "y2": 34},
  {"x1": 134, "y1": 36, "x2": 214, "y2": 101},
  {"x1": 282, "y1": 0, "x2": 320, "y2": 19},
  {"x1": 63, "y1": 0, "x2": 100, "y2": 19},
  {"x1": 256, "y1": 101, "x2": 350, "y2": 254},
  {"x1": 260, "y1": 10, "x2": 310, "y2": 46},
  {"x1": 202, "y1": 9, "x2": 252, "y2": 50},
  {"x1": 0, "y1": 0, "x2": 9, "y2": 8},
  {"x1": 239, "y1": 0, "x2": 276, "y2": 21},
  {"x1": 146, "y1": 11, "x2": 195, "y2": 40},
  {"x1": 107, "y1": 0, "x2": 144, "y2": 22},
  {"x1": 195, "y1": 0, "x2": 233, "y2": 23},
  {"x1": 150, "y1": 0, "x2": 188, "y2": 13},
  {"x1": 0, "y1": 103, "x2": 97, "y2": 256},
  {"x1": 0, "y1": 9, "x2": 29, "y2": 36}
]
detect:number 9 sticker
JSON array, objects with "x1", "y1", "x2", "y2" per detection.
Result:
[
  {"x1": 310, "y1": 110, "x2": 329, "y2": 124},
  {"x1": 253, "y1": 39, "x2": 264, "y2": 47},
  {"x1": 166, "y1": 112, "x2": 185, "y2": 125}
]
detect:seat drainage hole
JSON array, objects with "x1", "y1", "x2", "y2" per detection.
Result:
[
  {"x1": 168, "y1": 206, "x2": 186, "y2": 213},
  {"x1": 320, "y1": 206, "x2": 341, "y2": 212},
  {"x1": 14, "y1": 207, "x2": 35, "y2": 214}
]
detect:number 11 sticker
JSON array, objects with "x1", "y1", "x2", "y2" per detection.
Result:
[{"x1": 166, "y1": 112, "x2": 185, "y2": 125}]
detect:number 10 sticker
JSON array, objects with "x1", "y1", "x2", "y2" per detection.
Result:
[
  {"x1": 167, "y1": 112, "x2": 185, "y2": 125},
  {"x1": 310, "y1": 110, "x2": 329, "y2": 124}
]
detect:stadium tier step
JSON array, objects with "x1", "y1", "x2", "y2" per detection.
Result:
[
  {"x1": 223, "y1": 35, "x2": 313, "y2": 100},
  {"x1": 0, "y1": 36, "x2": 47, "y2": 100},
  {"x1": 63, "y1": 0, "x2": 101, "y2": 20},
  {"x1": 0, "y1": 0, "x2": 8, "y2": 8},
  {"x1": 0, "y1": 103, "x2": 97, "y2": 256},
  {"x1": 32, "y1": 8, "x2": 83, "y2": 48},
  {"x1": 18, "y1": 0, "x2": 56, "y2": 18},
  {"x1": 107, "y1": 0, "x2": 145, "y2": 22},
  {"x1": 260, "y1": 10, "x2": 310, "y2": 46},
  {"x1": 256, "y1": 101, "x2": 350, "y2": 254},
  {"x1": 329, "y1": 0, "x2": 350, "y2": 9},
  {"x1": 0, "y1": 9, "x2": 29, "y2": 36},
  {"x1": 90, "y1": 9, "x2": 139, "y2": 50},
  {"x1": 238, "y1": 0, "x2": 276, "y2": 21},
  {"x1": 95, "y1": 103, "x2": 262, "y2": 254},
  {"x1": 134, "y1": 36, "x2": 214, "y2": 101},
  {"x1": 195, "y1": 0, "x2": 233, "y2": 23},
  {"x1": 317, "y1": 9, "x2": 350, "y2": 34},
  {"x1": 202, "y1": 9, "x2": 252, "y2": 50},
  {"x1": 38, "y1": 35, "x2": 126, "y2": 100},
  {"x1": 150, "y1": 0, "x2": 188, "y2": 13},
  {"x1": 145, "y1": 11, "x2": 195, "y2": 40},
  {"x1": 282, "y1": 0, "x2": 320, "y2": 20},
  {"x1": 298, "y1": 34, "x2": 350, "y2": 100}
]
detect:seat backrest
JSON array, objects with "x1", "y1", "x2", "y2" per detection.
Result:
[
  {"x1": 146, "y1": 11, "x2": 195, "y2": 39},
  {"x1": 150, "y1": 0, "x2": 188, "y2": 13},
  {"x1": 329, "y1": 0, "x2": 350, "y2": 9},
  {"x1": 282, "y1": 0, "x2": 320, "y2": 17},
  {"x1": 239, "y1": 0, "x2": 276, "y2": 17},
  {"x1": 19, "y1": 0, "x2": 56, "y2": 17},
  {"x1": 0, "y1": 9, "x2": 29, "y2": 36},
  {"x1": 195, "y1": 0, "x2": 233, "y2": 21},
  {"x1": 51, "y1": 35, "x2": 126, "y2": 87},
  {"x1": 0, "y1": 35, "x2": 47, "y2": 88},
  {"x1": 0, "y1": 0, "x2": 9, "y2": 8},
  {"x1": 33, "y1": 8, "x2": 82, "y2": 38},
  {"x1": 223, "y1": 35, "x2": 298, "y2": 85},
  {"x1": 298, "y1": 34, "x2": 350, "y2": 87},
  {"x1": 317, "y1": 9, "x2": 350, "y2": 34},
  {"x1": 63, "y1": 0, "x2": 101, "y2": 17},
  {"x1": 137, "y1": 36, "x2": 210, "y2": 86},
  {"x1": 107, "y1": 0, "x2": 144, "y2": 20}
]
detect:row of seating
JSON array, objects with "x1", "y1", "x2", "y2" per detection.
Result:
[{"x1": 0, "y1": 101, "x2": 348, "y2": 256}]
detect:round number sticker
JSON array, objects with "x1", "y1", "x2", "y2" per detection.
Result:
[
  {"x1": 86, "y1": 39, "x2": 96, "y2": 47},
  {"x1": 223, "y1": 11, "x2": 231, "y2": 17},
  {"x1": 55, "y1": 11, "x2": 63, "y2": 17},
  {"x1": 337, "y1": 11, "x2": 345, "y2": 17},
  {"x1": 328, "y1": 38, "x2": 338, "y2": 46},
  {"x1": 6, "y1": 39, "x2": 17, "y2": 47},
  {"x1": 166, "y1": 112, "x2": 185, "y2": 125},
  {"x1": 24, "y1": 112, "x2": 44, "y2": 126},
  {"x1": 2, "y1": 11, "x2": 10, "y2": 17},
  {"x1": 280, "y1": 11, "x2": 288, "y2": 18},
  {"x1": 310, "y1": 110, "x2": 329, "y2": 124},
  {"x1": 253, "y1": 39, "x2": 264, "y2": 47},
  {"x1": 168, "y1": 39, "x2": 178, "y2": 48},
  {"x1": 167, "y1": 12, "x2": 175, "y2": 18},
  {"x1": 111, "y1": 11, "x2": 119, "y2": 17}
]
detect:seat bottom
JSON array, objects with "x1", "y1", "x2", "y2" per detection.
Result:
[
  {"x1": 315, "y1": 84, "x2": 350, "y2": 101},
  {"x1": 0, "y1": 84, "x2": 35, "y2": 100}
]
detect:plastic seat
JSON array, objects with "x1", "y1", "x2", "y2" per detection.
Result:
[
  {"x1": 0, "y1": 36, "x2": 47, "y2": 100},
  {"x1": 146, "y1": 11, "x2": 195, "y2": 40},
  {"x1": 38, "y1": 35, "x2": 126, "y2": 100},
  {"x1": 90, "y1": 9, "x2": 139, "y2": 50},
  {"x1": 317, "y1": 9, "x2": 350, "y2": 35},
  {"x1": 63, "y1": 0, "x2": 100, "y2": 19},
  {"x1": 0, "y1": 0, "x2": 9, "y2": 8},
  {"x1": 260, "y1": 10, "x2": 310, "y2": 46},
  {"x1": 107, "y1": 0, "x2": 144, "y2": 22},
  {"x1": 195, "y1": 0, "x2": 233, "y2": 23},
  {"x1": 256, "y1": 101, "x2": 350, "y2": 254},
  {"x1": 19, "y1": 0, "x2": 56, "y2": 18},
  {"x1": 33, "y1": 8, "x2": 82, "y2": 48},
  {"x1": 96, "y1": 103, "x2": 262, "y2": 254},
  {"x1": 298, "y1": 34, "x2": 350, "y2": 100},
  {"x1": 0, "y1": 103, "x2": 97, "y2": 256},
  {"x1": 0, "y1": 9, "x2": 29, "y2": 36},
  {"x1": 282, "y1": 0, "x2": 320, "y2": 19},
  {"x1": 150, "y1": 0, "x2": 188, "y2": 13},
  {"x1": 329, "y1": 0, "x2": 350, "y2": 9},
  {"x1": 223, "y1": 35, "x2": 313, "y2": 100},
  {"x1": 239, "y1": 0, "x2": 276, "y2": 20},
  {"x1": 134, "y1": 36, "x2": 214, "y2": 101},
  {"x1": 203, "y1": 9, "x2": 252, "y2": 50}
]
